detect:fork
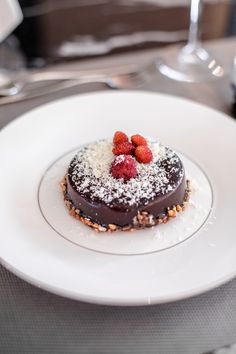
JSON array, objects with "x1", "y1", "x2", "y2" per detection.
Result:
[{"x1": 0, "y1": 62, "x2": 158, "y2": 104}]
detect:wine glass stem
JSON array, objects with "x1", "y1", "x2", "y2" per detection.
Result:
[{"x1": 188, "y1": 0, "x2": 203, "y2": 48}]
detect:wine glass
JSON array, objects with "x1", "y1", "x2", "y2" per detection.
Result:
[{"x1": 157, "y1": 0, "x2": 224, "y2": 82}]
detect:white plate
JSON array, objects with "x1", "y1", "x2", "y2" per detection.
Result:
[{"x1": 0, "y1": 91, "x2": 236, "y2": 306}]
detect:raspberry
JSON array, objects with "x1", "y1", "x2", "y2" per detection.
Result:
[
  {"x1": 131, "y1": 134, "x2": 147, "y2": 147},
  {"x1": 113, "y1": 131, "x2": 129, "y2": 145},
  {"x1": 111, "y1": 155, "x2": 137, "y2": 180},
  {"x1": 112, "y1": 142, "x2": 135, "y2": 156},
  {"x1": 135, "y1": 145, "x2": 153, "y2": 164}
]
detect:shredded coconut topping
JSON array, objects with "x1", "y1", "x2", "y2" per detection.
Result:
[{"x1": 68, "y1": 139, "x2": 184, "y2": 207}]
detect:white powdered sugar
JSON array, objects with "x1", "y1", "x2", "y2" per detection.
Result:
[{"x1": 68, "y1": 139, "x2": 184, "y2": 207}]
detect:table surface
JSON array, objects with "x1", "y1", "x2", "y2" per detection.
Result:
[{"x1": 1, "y1": 37, "x2": 236, "y2": 354}]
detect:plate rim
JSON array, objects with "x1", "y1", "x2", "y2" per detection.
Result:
[
  {"x1": 1, "y1": 90, "x2": 235, "y2": 135},
  {"x1": 1, "y1": 253, "x2": 236, "y2": 306}
]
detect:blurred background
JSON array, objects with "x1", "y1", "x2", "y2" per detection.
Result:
[{"x1": 0, "y1": 0, "x2": 235, "y2": 71}]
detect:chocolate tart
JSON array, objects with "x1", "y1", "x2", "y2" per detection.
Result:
[{"x1": 61, "y1": 139, "x2": 190, "y2": 232}]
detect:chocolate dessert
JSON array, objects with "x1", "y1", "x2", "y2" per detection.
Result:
[{"x1": 61, "y1": 132, "x2": 190, "y2": 232}]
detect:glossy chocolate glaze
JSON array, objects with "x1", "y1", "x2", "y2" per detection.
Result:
[
  {"x1": 66, "y1": 151, "x2": 186, "y2": 227},
  {"x1": 66, "y1": 173, "x2": 186, "y2": 227}
]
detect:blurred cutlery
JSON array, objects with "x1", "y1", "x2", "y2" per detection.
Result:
[{"x1": 0, "y1": 62, "x2": 157, "y2": 104}]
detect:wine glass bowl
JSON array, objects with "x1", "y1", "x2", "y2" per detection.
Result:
[{"x1": 157, "y1": 0, "x2": 224, "y2": 82}]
